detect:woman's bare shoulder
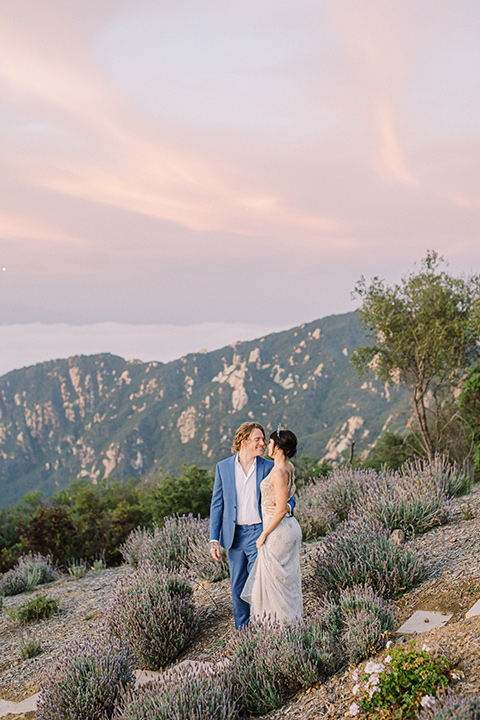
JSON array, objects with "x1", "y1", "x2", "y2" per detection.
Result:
[{"x1": 270, "y1": 465, "x2": 290, "y2": 486}]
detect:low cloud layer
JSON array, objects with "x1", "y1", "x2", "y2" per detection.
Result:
[{"x1": 0, "y1": 321, "x2": 291, "y2": 377}]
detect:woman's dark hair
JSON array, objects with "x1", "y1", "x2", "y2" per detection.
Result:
[{"x1": 270, "y1": 429, "x2": 297, "y2": 459}]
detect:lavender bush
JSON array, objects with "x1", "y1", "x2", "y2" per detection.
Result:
[
  {"x1": 418, "y1": 691, "x2": 480, "y2": 720},
  {"x1": 37, "y1": 635, "x2": 135, "y2": 720},
  {"x1": 319, "y1": 465, "x2": 452, "y2": 536},
  {"x1": 68, "y1": 560, "x2": 88, "y2": 579},
  {"x1": 115, "y1": 662, "x2": 239, "y2": 720},
  {"x1": 186, "y1": 518, "x2": 229, "y2": 582},
  {"x1": 121, "y1": 515, "x2": 229, "y2": 582},
  {"x1": 107, "y1": 565, "x2": 198, "y2": 669},
  {"x1": 1, "y1": 569, "x2": 27, "y2": 596},
  {"x1": 337, "y1": 584, "x2": 394, "y2": 663},
  {"x1": 402, "y1": 455, "x2": 473, "y2": 499},
  {"x1": 226, "y1": 614, "x2": 345, "y2": 716},
  {"x1": 306, "y1": 585, "x2": 393, "y2": 667},
  {"x1": 1, "y1": 553, "x2": 58, "y2": 597},
  {"x1": 319, "y1": 467, "x2": 377, "y2": 521},
  {"x1": 121, "y1": 515, "x2": 198, "y2": 571},
  {"x1": 295, "y1": 481, "x2": 340, "y2": 541},
  {"x1": 16, "y1": 552, "x2": 58, "y2": 586},
  {"x1": 310, "y1": 516, "x2": 427, "y2": 600}
]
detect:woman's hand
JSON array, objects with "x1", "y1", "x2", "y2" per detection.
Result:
[{"x1": 256, "y1": 533, "x2": 266, "y2": 549}]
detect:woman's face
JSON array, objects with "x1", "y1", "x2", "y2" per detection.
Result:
[{"x1": 267, "y1": 439, "x2": 276, "y2": 458}]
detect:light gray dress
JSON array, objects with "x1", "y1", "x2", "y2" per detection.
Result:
[{"x1": 241, "y1": 469, "x2": 303, "y2": 623}]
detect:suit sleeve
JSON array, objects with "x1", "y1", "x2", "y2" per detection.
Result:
[{"x1": 209, "y1": 463, "x2": 224, "y2": 542}]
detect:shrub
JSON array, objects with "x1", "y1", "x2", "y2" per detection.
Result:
[
  {"x1": 359, "y1": 475, "x2": 450, "y2": 537},
  {"x1": 225, "y1": 616, "x2": 343, "y2": 716},
  {"x1": 309, "y1": 585, "x2": 394, "y2": 667},
  {"x1": 92, "y1": 558, "x2": 107, "y2": 571},
  {"x1": 120, "y1": 526, "x2": 146, "y2": 568},
  {"x1": 107, "y1": 565, "x2": 198, "y2": 670},
  {"x1": 116, "y1": 662, "x2": 239, "y2": 720},
  {"x1": 1, "y1": 569, "x2": 27, "y2": 596},
  {"x1": 147, "y1": 465, "x2": 214, "y2": 521},
  {"x1": 319, "y1": 467, "x2": 368, "y2": 521},
  {"x1": 121, "y1": 515, "x2": 195, "y2": 571},
  {"x1": 295, "y1": 481, "x2": 340, "y2": 541},
  {"x1": 19, "y1": 637, "x2": 42, "y2": 660},
  {"x1": 37, "y1": 635, "x2": 135, "y2": 720},
  {"x1": 121, "y1": 516, "x2": 229, "y2": 582},
  {"x1": 186, "y1": 518, "x2": 229, "y2": 582},
  {"x1": 310, "y1": 516, "x2": 427, "y2": 600},
  {"x1": 1, "y1": 553, "x2": 58, "y2": 597},
  {"x1": 348, "y1": 642, "x2": 452, "y2": 719},
  {"x1": 402, "y1": 455, "x2": 473, "y2": 499},
  {"x1": 337, "y1": 585, "x2": 394, "y2": 664},
  {"x1": 68, "y1": 560, "x2": 88, "y2": 579},
  {"x1": 15, "y1": 552, "x2": 58, "y2": 590},
  {"x1": 9, "y1": 592, "x2": 59, "y2": 622},
  {"x1": 320, "y1": 465, "x2": 452, "y2": 536},
  {"x1": 418, "y1": 691, "x2": 480, "y2": 720},
  {"x1": 17, "y1": 505, "x2": 77, "y2": 567}
]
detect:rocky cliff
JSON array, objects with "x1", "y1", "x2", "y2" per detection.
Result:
[{"x1": 0, "y1": 311, "x2": 410, "y2": 506}]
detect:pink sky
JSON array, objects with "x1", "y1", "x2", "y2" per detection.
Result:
[{"x1": 0, "y1": 0, "x2": 479, "y2": 330}]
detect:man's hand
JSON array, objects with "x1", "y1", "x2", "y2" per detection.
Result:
[
  {"x1": 209, "y1": 541, "x2": 222, "y2": 562},
  {"x1": 262, "y1": 500, "x2": 290, "y2": 517}
]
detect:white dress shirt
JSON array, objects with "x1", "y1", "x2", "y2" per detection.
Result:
[{"x1": 235, "y1": 455, "x2": 262, "y2": 525}]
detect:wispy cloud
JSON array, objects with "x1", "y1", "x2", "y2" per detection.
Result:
[{"x1": 0, "y1": 1, "x2": 478, "y2": 329}]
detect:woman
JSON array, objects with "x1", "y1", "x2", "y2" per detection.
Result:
[{"x1": 241, "y1": 427, "x2": 303, "y2": 623}]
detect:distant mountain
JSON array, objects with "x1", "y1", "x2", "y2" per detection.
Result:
[{"x1": 0, "y1": 311, "x2": 411, "y2": 507}]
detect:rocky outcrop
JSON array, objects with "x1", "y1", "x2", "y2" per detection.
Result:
[{"x1": 0, "y1": 312, "x2": 410, "y2": 506}]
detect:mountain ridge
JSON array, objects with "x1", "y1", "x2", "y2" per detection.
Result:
[{"x1": 0, "y1": 311, "x2": 411, "y2": 507}]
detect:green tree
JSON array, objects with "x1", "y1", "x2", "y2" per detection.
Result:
[
  {"x1": 146, "y1": 464, "x2": 214, "y2": 523},
  {"x1": 459, "y1": 363, "x2": 480, "y2": 470},
  {"x1": 293, "y1": 456, "x2": 332, "y2": 484},
  {"x1": 17, "y1": 505, "x2": 77, "y2": 566},
  {"x1": 363, "y1": 431, "x2": 417, "y2": 471},
  {"x1": 352, "y1": 251, "x2": 480, "y2": 459},
  {"x1": 52, "y1": 477, "x2": 148, "y2": 564}
]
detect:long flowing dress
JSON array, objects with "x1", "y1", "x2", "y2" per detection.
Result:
[{"x1": 241, "y1": 469, "x2": 303, "y2": 623}]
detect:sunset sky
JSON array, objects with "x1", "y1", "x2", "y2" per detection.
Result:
[{"x1": 0, "y1": 1, "x2": 479, "y2": 373}]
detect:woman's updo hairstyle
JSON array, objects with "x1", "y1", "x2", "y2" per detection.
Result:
[{"x1": 270, "y1": 429, "x2": 297, "y2": 459}]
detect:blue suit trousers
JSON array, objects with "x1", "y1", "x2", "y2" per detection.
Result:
[{"x1": 228, "y1": 523, "x2": 262, "y2": 629}]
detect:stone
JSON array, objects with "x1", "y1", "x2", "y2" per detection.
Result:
[
  {"x1": 466, "y1": 598, "x2": 480, "y2": 619},
  {"x1": 135, "y1": 668, "x2": 163, "y2": 687},
  {"x1": 0, "y1": 692, "x2": 39, "y2": 718},
  {"x1": 390, "y1": 529, "x2": 405, "y2": 546},
  {"x1": 395, "y1": 610, "x2": 452, "y2": 636}
]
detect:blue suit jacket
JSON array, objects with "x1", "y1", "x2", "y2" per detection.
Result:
[{"x1": 209, "y1": 454, "x2": 296, "y2": 550}]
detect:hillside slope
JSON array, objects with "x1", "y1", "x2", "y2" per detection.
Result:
[{"x1": 0, "y1": 311, "x2": 411, "y2": 506}]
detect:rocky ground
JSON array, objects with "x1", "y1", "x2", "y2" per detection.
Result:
[{"x1": 1, "y1": 484, "x2": 480, "y2": 719}]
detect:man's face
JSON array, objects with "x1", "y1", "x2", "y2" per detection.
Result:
[{"x1": 242, "y1": 428, "x2": 266, "y2": 456}]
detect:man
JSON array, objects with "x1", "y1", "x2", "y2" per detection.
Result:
[{"x1": 209, "y1": 421, "x2": 295, "y2": 629}]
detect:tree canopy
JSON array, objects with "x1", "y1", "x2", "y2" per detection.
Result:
[{"x1": 351, "y1": 251, "x2": 480, "y2": 459}]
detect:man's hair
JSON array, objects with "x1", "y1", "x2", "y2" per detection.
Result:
[{"x1": 232, "y1": 422, "x2": 266, "y2": 453}]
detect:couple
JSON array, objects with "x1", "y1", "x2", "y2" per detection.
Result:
[{"x1": 209, "y1": 421, "x2": 302, "y2": 629}]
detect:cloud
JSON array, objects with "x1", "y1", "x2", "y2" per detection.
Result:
[
  {"x1": 0, "y1": 1, "x2": 479, "y2": 326},
  {"x1": 0, "y1": 3, "x2": 348, "y2": 248}
]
